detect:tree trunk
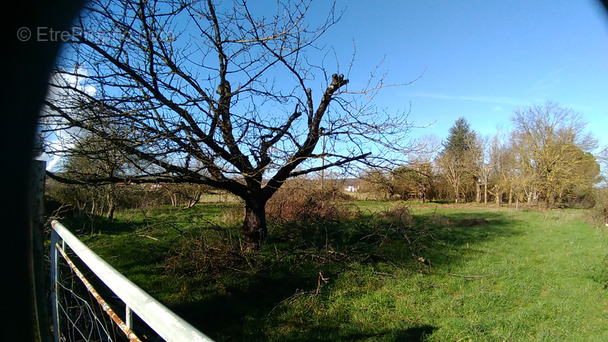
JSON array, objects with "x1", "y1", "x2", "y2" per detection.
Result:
[
  {"x1": 475, "y1": 180, "x2": 481, "y2": 203},
  {"x1": 421, "y1": 183, "x2": 427, "y2": 203},
  {"x1": 186, "y1": 191, "x2": 202, "y2": 208},
  {"x1": 89, "y1": 200, "x2": 96, "y2": 215},
  {"x1": 185, "y1": 188, "x2": 203, "y2": 208},
  {"x1": 242, "y1": 199, "x2": 268, "y2": 251},
  {"x1": 484, "y1": 182, "x2": 488, "y2": 204},
  {"x1": 106, "y1": 203, "x2": 115, "y2": 220},
  {"x1": 168, "y1": 191, "x2": 177, "y2": 207},
  {"x1": 106, "y1": 192, "x2": 115, "y2": 219}
]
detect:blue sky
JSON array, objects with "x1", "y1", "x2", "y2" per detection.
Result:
[
  {"x1": 309, "y1": 0, "x2": 608, "y2": 149},
  {"x1": 43, "y1": 1, "x2": 608, "y2": 171}
]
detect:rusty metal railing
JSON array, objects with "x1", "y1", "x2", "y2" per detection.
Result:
[{"x1": 50, "y1": 220, "x2": 214, "y2": 342}]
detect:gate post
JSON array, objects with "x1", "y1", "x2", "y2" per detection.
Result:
[
  {"x1": 50, "y1": 229, "x2": 60, "y2": 342},
  {"x1": 30, "y1": 160, "x2": 52, "y2": 342}
]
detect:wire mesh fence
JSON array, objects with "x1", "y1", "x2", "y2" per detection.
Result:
[
  {"x1": 54, "y1": 252, "x2": 129, "y2": 341},
  {"x1": 50, "y1": 220, "x2": 213, "y2": 342},
  {"x1": 52, "y1": 239, "x2": 144, "y2": 341}
]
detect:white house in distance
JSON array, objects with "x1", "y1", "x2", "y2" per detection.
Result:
[
  {"x1": 343, "y1": 178, "x2": 360, "y2": 192},
  {"x1": 345, "y1": 185, "x2": 359, "y2": 192}
]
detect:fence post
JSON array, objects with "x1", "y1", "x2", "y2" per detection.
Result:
[
  {"x1": 30, "y1": 160, "x2": 51, "y2": 342},
  {"x1": 50, "y1": 229, "x2": 60, "y2": 342},
  {"x1": 126, "y1": 306, "x2": 133, "y2": 330}
]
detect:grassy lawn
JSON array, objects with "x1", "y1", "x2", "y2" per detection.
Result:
[{"x1": 56, "y1": 203, "x2": 608, "y2": 341}]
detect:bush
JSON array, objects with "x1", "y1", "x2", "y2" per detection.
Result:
[
  {"x1": 45, "y1": 179, "x2": 168, "y2": 215},
  {"x1": 221, "y1": 203, "x2": 245, "y2": 226},
  {"x1": 266, "y1": 181, "x2": 357, "y2": 223},
  {"x1": 378, "y1": 203, "x2": 415, "y2": 229},
  {"x1": 592, "y1": 187, "x2": 608, "y2": 225},
  {"x1": 44, "y1": 179, "x2": 220, "y2": 219},
  {"x1": 164, "y1": 229, "x2": 243, "y2": 278}
]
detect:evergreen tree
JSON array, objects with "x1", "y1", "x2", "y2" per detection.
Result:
[
  {"x1": 438, "y1": 117, "x2": 479, "y2": 203},
  {"x1": 443, "y1": 117, "x2": 476, "y2": 153}
]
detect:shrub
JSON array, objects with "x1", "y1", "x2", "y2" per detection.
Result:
[
  {"x1": 44, "y1": 179, "x2": 221, "y2": 218},
  {"x1": 592, "y1": 186, "x2": 608, "y2": 225},
  {"x1": 221, "y1": 203, "x2": 245, "y2": 226},
  {"x1": 164, "y1": 229, "x2": 243, "y2": 278},
  {"x1": 45, "y1": 179, "x2": 170, "y2": 215},
  {"x1": 378, "y1": 203, "x2": 414, "y2": 229},
  {"x1": 266, "y1": 181, "x2": 357, "y2": 223}
]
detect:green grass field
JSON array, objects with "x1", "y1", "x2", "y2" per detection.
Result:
[{"x1": 57, "y1": 203, "x2": 608, "y2": 341}]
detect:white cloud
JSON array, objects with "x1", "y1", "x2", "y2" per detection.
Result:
[
  {"x1": 84, "y1": 85, "x2": 97, "y2": 97},
  {"x1": 526, "y1": 68, "x2": 564, "y2": 100},
  {"x1": 41, "y1": 66, "x2": 97, "y2": 171},
  {"x1": 406, "y1": 91, "x2": 523, "y2": 106},
  {"x1": 39, "y1": 152, "x2": 64, "y2": 171}
]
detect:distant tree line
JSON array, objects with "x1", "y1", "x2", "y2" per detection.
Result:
[
  {"x1": 46, "y1": 176, "x2": 221, "y2": 220},
  {"x1": 361, "y1": 103, "x2": 603, "y2": 209},
  {"x1": 47, "y1": 102, "x2": 604, "y2": 222}
]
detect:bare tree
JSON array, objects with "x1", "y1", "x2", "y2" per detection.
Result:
[
  {"x1": 475, "y1": 135, "x2": 493, "y2": 204},
  {"x1": 41, "y1": 0, "x2": 415, "y2": 249},
  {"x1": 407, "y1": 134, "x2": 440, "y2": 203},
  {"x1": 359, "y1": 168, "x2": 395, "y2": 201},
  {"x1": 488, "y1": 133, "x2": 517, "y2": 206},
  {"x1": 59, "y1": 134, "x2": 126, "y2": 219},
  {"x1": 511, "y1": 102, "x2": 599, "y2": 207},
  {"x1": 598, "y1": 147, "x2": 608, "y2": 186},
  {"x1": 391, "y1": 164, "x2": 434, "y2": 203}
]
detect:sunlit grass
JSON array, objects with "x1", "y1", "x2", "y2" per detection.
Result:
[{"x1": 57, "y1": 202, "x2": 608, "y2": 341}]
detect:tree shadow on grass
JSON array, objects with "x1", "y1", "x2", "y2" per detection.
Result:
[
  {"x1": 413, "y1": 210, "x2": 525, "y2": 267},
  {"x1": 48, "y1": 204, "x2": 526, "y2": 341},
  {"x1": 48, "y1": 210, "x2": 146, "y2": 235},
  {"x1": 173, "y1": 289, "x2": 438, "y2": 342},
  {"x1": 395, "y1": 325, "x2": 439, "y2": 341},
  {"x1": 170, "y1": 274, "x2": 314, "y2": 341},
  {"x1": 259, "y1": 325, "x2": 438, "y2": 342},
  {"x1": 164, "y1": 209, "x2": 523, "y2": 341}
]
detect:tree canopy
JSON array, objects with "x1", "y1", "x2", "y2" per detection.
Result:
[
  {"x1": 443, "y1": 117, "x2": 476, "y2": 153},
  {"x1": 41, "y1": 0, "x2": 415, "y2": 249},
  {"x1": 511, "y1": 103, "x2": 600, "y2": 206}
]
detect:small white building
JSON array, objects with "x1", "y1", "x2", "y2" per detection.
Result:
[{"x1": 345, "y1": 185, "x2": 359, "y2": 192}]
